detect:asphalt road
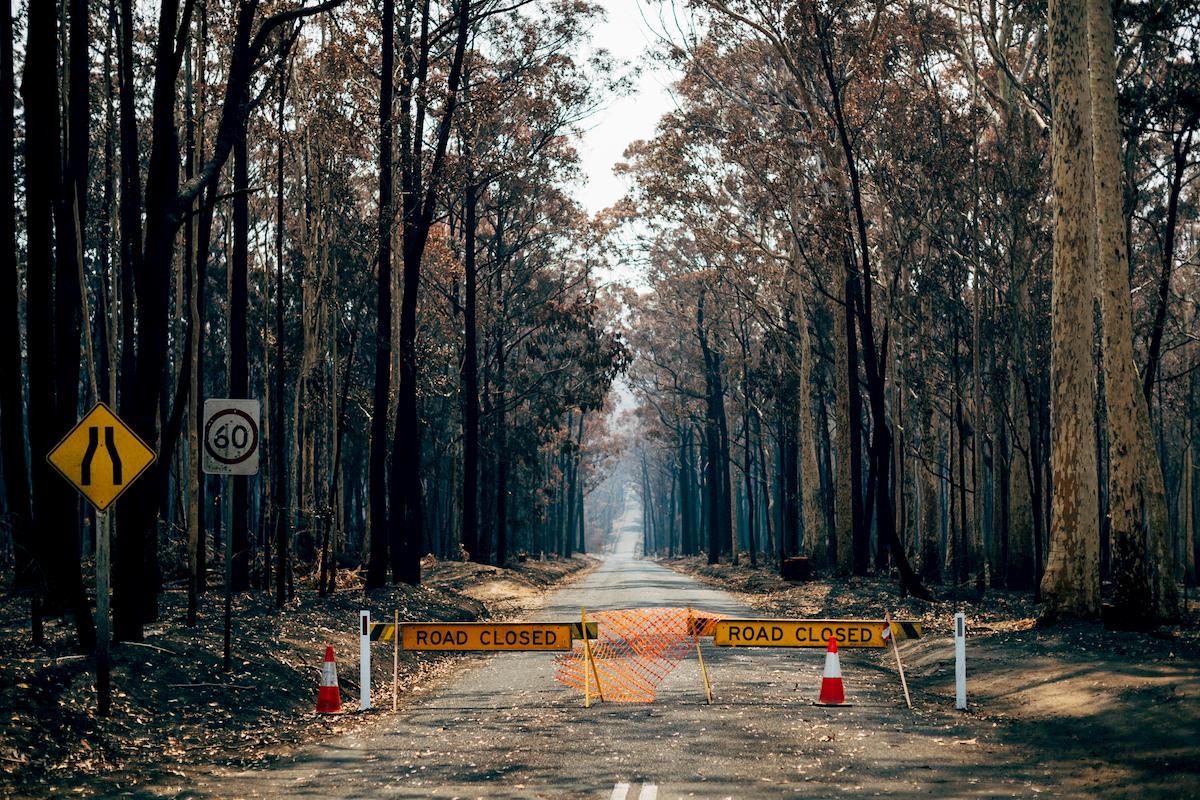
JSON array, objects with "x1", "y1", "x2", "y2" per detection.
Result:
[{"x1": 156, "y1": 503, "x2": 1051, "y2": 799}]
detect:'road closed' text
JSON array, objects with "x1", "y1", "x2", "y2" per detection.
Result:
[{"x1": 400, "y1": 623, "x2": 574, "y2": 651}]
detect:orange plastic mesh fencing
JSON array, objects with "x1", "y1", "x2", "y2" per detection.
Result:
[{"x1": 554, "y1": 608, "x2": 725, "y2": 703}]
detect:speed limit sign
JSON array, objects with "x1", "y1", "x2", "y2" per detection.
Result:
[{"x1": 202, "y1": 399, "x2": 261, "y2": 475}]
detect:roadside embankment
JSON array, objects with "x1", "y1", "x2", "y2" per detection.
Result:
[
  {"x1": 0, "y1": 554, "x2": 597, "y2": 798},
  {"x1": 662, "y1": 556, "x2": 1200, "y2": 798}
]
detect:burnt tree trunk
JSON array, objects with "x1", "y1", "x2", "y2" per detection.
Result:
[
  {"x1": 366, "y1": 0, "x2": 395, "y2": 590},
  {"x1": 229, "y1": 133, "x2": 250, "y2": 592},
  {"x1": 0, "y1": 0, "x2": 34, "y2": 627}
]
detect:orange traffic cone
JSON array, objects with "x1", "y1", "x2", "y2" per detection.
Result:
[
  {"x1": 817, "y1": 636, "x2": 846, "y2": 705},
  {"x1": 316, "y1": 645, "x2": 343, "y2": 714}
]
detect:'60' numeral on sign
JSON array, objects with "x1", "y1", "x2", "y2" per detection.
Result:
[{"x1": 211, "y1": 421, "x2": 251, "y2": 451}]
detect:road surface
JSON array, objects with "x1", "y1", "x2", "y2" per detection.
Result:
[{"x1": 152, "y1": 502, "x2": 1048, "y2": 798}]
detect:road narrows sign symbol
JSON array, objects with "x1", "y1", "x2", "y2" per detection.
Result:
[
  {"x1": 202, "y1": 399, "x2": 261, "y2": 476},
  {"x1": 47, "y1": 402, "x2": 156, "y2": 512}
]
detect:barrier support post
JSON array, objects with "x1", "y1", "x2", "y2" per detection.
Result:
[
  {"x1": 885, "y1": 610, "x2": 912, "y2": 708},
  {"x1": 582, "y1": 607, "x2": 604, "y2": 705},
  {"x1": 393, "y1": 609, "x2": 399, "y2": 712},
  {"x1": 583, "y1": 607, "x2": 590, "y2": 708},
  {"x1": 360, "y1": 610, "x2": 371, "y2": 710},
  {"x1": 690, "y1": 608, "x2": 713, "y2": 704}
]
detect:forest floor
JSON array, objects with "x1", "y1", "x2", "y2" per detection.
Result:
[
  {"x1": 662, "y1": 556, "x2": 1200, "y2": 797},
  {"x1": 0, "y1": 554, "x2": 597, "y2": 799}
]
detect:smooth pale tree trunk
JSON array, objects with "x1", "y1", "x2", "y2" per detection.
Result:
[
  {"x1": 1086, "y1": 0, "x2": 1178, "y2": 624},
  {"x1": 1040, "y1": 0, "x2": 1101, "y2": 618}
]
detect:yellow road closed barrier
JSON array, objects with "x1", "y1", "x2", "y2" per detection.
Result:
[
  {"x1": 400, "y1": 622, "x2": 575, "y2": 651},
  {"x1": 713, "y1": 619, "x2": 922, "y2": 648}
]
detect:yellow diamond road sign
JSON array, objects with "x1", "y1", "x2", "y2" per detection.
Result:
[{"x1": 47, "y1": 402, "x2": 156, "y2": 512}]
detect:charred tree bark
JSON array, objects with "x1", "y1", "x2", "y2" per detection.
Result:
[
  {"x1": 844, "y1": 275, "x2": 867, "y2": 576},
  {"x1": 575, "y1": 412, "x2": 586, "y2": 554},
  {"x1": 494, "y1": 349, "x2": 509, "y2": 565},
  {"x1": 113, "y1": 0, "x2": 345, "y2": 639},
  {"x1": 0, "y1": 0, "x2": 33, "y2": 622},
  {"x1": 390, "y1": 0, "x2": 472, "y2": 584},
  {"x1": 366, "y1": 0, "x2": 395, "y2": 590},
  {"x1": 272, "y1": 34, "x2": 289, "y2": 604},
  {"x1": 817, "y1": 21, "x2": 931, "y2": 599},
  {"x1": 23, "y1": 0, "x2": 95, "y2": 649},
  {"x1": 229, "y1": 134, "x2": 250, "y2": 592},
  {"x1": 679, "y1": 426, "x2": 696, "y2": 555},
  {"x1": 698, "y1": 291, "x2": 731, "y2": 564},
  {"x1": 1142, "y1": 120, "x2": 1195, "y2": 405},
  {"x1": 460, "y1": 114, "x2": 480, "y2": 563}
]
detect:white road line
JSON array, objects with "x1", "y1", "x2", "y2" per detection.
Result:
[
  {"x1": 637, "y1": 784, "x2": 658, "y2": 800},
  {"x1": 610, "y1": 782, "x2": 630, "y2": 800}
]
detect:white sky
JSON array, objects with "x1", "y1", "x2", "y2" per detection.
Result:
[{"x1": 571, "y1": 0, "x2": 682, "y2": 217}]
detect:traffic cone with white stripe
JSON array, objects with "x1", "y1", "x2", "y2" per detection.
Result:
[
  {"x1": 316, "y1": 645, "x2": 343, "y2": 714},
  {"x1": 817, "y1": 636, "x2": 846, "y2": 705}
]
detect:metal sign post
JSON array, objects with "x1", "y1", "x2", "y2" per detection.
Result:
[
  {"x1": 954, "y1": 612, "x2": 967, "y2": 710},
  {"x1": 202, "y1": 400, "x2": 261, "y2": 673},
  {"x1": 95, "y1": 510, "x2": 111, "y2": 716},
  {"x1": 47, "y1": 402, "x2": 157, "y2": 717},
  {"x1": 223, "y1": 496, "x2": 232, "y2": 673}
]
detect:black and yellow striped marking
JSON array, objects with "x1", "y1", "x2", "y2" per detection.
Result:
[
  {"x1": 570, "y1": 621, "x2": 598, "y2": 640},
  {"x1": 713, "y1": 619, "x2": 923, "y2": 648},
  {"x1": 369, "y1": 622, "x2": 398, "y2": 642}
]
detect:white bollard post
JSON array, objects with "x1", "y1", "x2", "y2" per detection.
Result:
[
  {"x1": 360, "y1": 610, "x2": 372, "y2": 710},
  {"x1": 954, "y1": 612, "x2": 967, "y2": 710}
]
